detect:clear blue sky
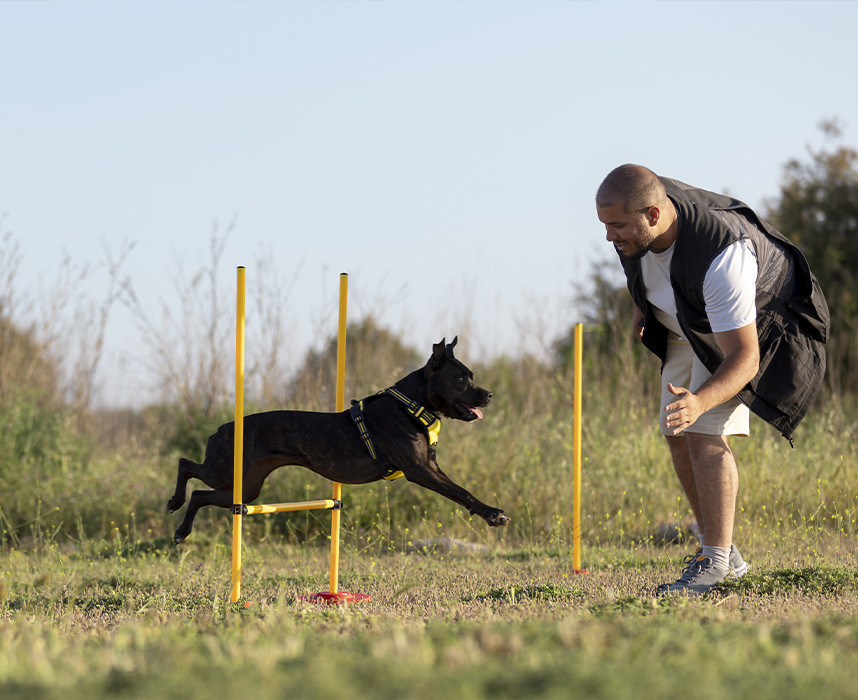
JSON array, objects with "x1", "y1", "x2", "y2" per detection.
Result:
[{"x1": 2, "y1": 1, "x2": 856, "y2": 406}]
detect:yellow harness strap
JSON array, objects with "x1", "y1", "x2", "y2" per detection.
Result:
[
  {"x1": 383, "y1": 387, "x2": 442, "y2": 446},
  {"x1": 426, "y1": 419, "x2": 441, "y2": 446},
  {"x1": 350, "y1": 388, "x2": 442, "y2": 481}
]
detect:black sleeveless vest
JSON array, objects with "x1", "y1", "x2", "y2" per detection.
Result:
[{"x1": 619, "y1": 178, "x2": 829, "y2": 441}]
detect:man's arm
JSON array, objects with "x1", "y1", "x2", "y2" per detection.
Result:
[{"x1": 663, "y1": 322, "x2": 759, "y2": 435}]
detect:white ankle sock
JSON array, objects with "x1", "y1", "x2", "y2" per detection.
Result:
[{"x1": 701, "y1": 545, "x2": 730, "y2": 572}]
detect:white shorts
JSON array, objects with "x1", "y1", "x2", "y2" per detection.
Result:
[{"x1": 660, "y1": 335, "x2": 750, "y2": 437}]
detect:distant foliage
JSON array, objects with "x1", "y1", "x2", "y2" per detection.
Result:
[
  {"x1": 0, "y1": 234, "x2": 60, "y2": 406},
  {"x1": 765, "y1": 120, "x2": 858, "y2": 392},
  {"x1": 554, "y1": 259, "x2": 660, "y2": 409},
  {"x1": 0, "y1": 318, "x2": 60, "y2": 408},
  {"x1": 287, "y1": 317, "x2": 423, "y2": 411},
  {"x1": 0, "y1": 387, "x2": 92, "y2": 540}
]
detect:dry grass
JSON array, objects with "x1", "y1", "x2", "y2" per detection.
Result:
[{"x1": 1, "y1": 539, "x2": 857, "y2": 699}]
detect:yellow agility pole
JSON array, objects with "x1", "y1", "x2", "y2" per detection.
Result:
[
  {"x1": 571, "y1": 322, "x2": 589, "y2": 574},
  {"x1": 230, "y1": 266, "x2": 246, "y2": 603},
  {"x1": 329, "y1": 272, "x2": 348, "y2": 595},
  {"x1": 308, "y1": 272, "x2": 368, "y2": 604},
  {"x1": 244, "y1": 499, "x2": 339, "y2": 515},
  {"x1": 228, "y1": 268, "x2": 352, "y2": 605}
]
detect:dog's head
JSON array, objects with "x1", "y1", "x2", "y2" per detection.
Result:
[{"x1": 424, "y1": 337, "x2": 492, "y2": 421}]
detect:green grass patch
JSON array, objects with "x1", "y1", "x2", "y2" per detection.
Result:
[
  {"x1": 468, "y1": 581, "x2": 586, "y2": 604},
  {"x1": 717, "y1": 566, "x2": 858, "y2": 596}
]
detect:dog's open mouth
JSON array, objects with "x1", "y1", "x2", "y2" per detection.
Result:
[{"x1": 454, "y1": 402, "x2": 483, "y2": 421}]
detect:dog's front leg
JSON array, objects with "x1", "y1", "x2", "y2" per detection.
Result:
[{"x1": 403, "y1": 462, "x2": 510, "y2": 527}]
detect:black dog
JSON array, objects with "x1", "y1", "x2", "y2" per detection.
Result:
[{"x1": 168, "y1": 337, "x2": 510, "y2": 544}]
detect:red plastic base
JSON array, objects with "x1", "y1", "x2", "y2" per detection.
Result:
[
  {"x1": 569, "y1": 569, "x2": 591, "y2": 575},
  {"x1": 304, "y1": 591, "x2": 370, "y2": 605}
]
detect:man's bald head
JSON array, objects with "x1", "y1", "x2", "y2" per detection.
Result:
[{"x1": 596, "y1": 164, "x2": 668, "y2": 213}]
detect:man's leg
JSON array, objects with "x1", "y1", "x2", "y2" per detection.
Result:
[
  {"x1": 657, "y1": 432, "x2": 745, "y2": 595},
  {"x1": 656, "y1": 337, "x2": 747, "y2": 594},
  {"x1": 657, "y1": 433, "x2": 738, "y2": 595},
  {"x1": 684, "y1": 433, "x2": 738, "y2": 549},
  {"x1": 665, "y1": 435, "x2": 704, "y2": 536}
]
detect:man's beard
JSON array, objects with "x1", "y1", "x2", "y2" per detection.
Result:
[{"x1": 617, "y1": 239, "x2": 657, "y2": 260}]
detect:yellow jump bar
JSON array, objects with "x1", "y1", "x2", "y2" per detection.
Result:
[{"x1": 242, "y1": 499, "x2": 341, "y2": 515}]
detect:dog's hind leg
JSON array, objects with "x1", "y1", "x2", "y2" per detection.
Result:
[
  {"x1": 173, "y1": 487, "x2": 232, "y2": 544},
  {"x1": 172, "y1": 471, "x2": 268, "y2": 544},
  {"x1": 167, "y1": 458, "x2": 202, "y2": 513}
]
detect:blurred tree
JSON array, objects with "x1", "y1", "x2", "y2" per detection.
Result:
[
  {"x1": 0, "y1": 317, "x2": 60, "y2": 406},
  {"x1": 0, "y1": 241, "x2": 84, "y2": 490},
  {"x1": 555, "y1": 260, "x2": 636, "y2": 365},
  {"x1": 554, "y1": 260, "x2": 659, "y2": 403},
  {"x1": 764, "y1": 120, "x2": 858, "y2": 392},
  {"x1": 287, "y1": 317, "x2": 422, "y2": 411},
  {"x1": 0, "y1": 233, "x2": 60, "y2": 404}
]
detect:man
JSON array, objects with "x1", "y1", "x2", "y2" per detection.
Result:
[{"x1": 596, "y1": 164, "x2": 828, "y2": 596}]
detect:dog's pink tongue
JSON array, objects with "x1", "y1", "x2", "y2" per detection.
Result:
[{"x1": 471, "y1": 407, "x2": 483, "y2": 419}]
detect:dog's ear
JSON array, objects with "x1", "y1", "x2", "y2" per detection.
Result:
[
  {"x1": 431, "y1": 338, "x2": 447, "y2": 368},
  {"x1": 445, "y1": 336, "x2": 458, "y2": 358}
]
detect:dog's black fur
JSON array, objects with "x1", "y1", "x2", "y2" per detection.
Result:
[{"x1": 168, "y1": 337, "x2": 510, "y2": 544}]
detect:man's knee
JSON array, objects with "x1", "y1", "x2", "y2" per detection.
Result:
[{"x1": 685, "y1": 432, "x2": 730, "y2": 452}]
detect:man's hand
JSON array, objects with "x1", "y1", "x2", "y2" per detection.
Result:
[
  {"x1": 665, "y1": 322, "x2": 760, "y2": 435},
  {"x1": 664, "y1": 382, "x2": 706, "y2": 435}
]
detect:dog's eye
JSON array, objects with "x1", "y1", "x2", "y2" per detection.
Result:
[{"x1": 456, "y1": 376, "x2": 466, "y2": 384}]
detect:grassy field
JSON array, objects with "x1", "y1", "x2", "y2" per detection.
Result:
[
  {"x1": 2, "y1": 535, "x2": 857, "y2": 700},
  {"x1": 2, "y1": 389, "x2": 857, "y2": 698},
  {"x1": 2, "y1": 321, "x2": 857, "y2": 699}
]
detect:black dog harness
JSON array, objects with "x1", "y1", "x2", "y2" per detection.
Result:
[{"x1": 349, "y1": 387, "x2": 441, "y2": 480}]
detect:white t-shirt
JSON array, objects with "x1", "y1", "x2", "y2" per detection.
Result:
[{"x1": 641, "y1": 239, "x2": 758, "y2": 338}]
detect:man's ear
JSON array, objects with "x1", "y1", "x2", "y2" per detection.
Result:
[{"x1": 646, "y1": 205, "x2": 661, "y2": 226}]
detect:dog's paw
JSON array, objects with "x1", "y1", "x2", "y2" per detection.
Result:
[
  {"x1": 486, "y1": 510, "x2": 510, "y2": 527},
  {"x1": 166, "y1": 496, "x2": 184, "y2": 513}
]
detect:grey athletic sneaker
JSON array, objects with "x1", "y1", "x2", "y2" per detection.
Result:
[
  {"x1": 656, "y1": 554, "x2": 729, "y2": 597},
  {"x1": 676, "y1": 555, "x2": 728, "y2": 596},
  {"x1": 729, "y1": 544, "x2": 748, "y2": 578},
  {"x1": 656, "y1": 552, "x2": 702, "y2": 596},
  {"x1": 656, "y1": 545, "x2": 747, "y2": 597}
]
